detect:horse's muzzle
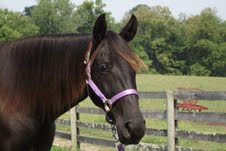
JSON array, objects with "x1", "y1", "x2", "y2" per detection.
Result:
[{"x1": 117, "y1": 118, "x2": 146, "y2": 145}]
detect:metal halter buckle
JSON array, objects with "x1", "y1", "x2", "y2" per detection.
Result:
[{"x1": 104, "y1": 100, "x2": 112, "y2": 112}]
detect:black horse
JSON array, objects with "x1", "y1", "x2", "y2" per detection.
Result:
[{"x1": 0, "y1": 14, "x2": 146, "y2": 151}]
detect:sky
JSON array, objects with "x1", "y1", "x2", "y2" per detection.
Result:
[{"x1": 0, "y1": 0, "x2": 226, "y2": 22}]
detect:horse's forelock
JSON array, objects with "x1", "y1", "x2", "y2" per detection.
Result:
[{"x1": 105, "y1": 31, "x2": 147, "y2": 72}]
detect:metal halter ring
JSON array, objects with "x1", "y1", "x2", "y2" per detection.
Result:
[{"x1": 104, "y1": 100, "x2": 112, "y2": 112}]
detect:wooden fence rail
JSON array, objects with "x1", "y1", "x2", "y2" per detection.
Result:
[
  {"x1": 55, "y1": 90, "x2": 226, "y2": 151},
  {"x1": 74, "y1": 107, "x2": 226, "y2": 124}
]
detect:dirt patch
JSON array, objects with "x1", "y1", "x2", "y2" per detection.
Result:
[
  {"x1": 53, "y1": 137, "x2": 112, "y2": 151},
  {"x1": 53, "y1": 137, "x2": 71, "y2": 148},
  {"x1": 207, "y1": 122, "x2": 226, "y2": 128}
]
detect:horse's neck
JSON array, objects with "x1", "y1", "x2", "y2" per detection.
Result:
[
  {"x1": 55, "y1": 89, "x2": 88, "y2": 119},
  {"x1": 1, "y1": 35, "x2": 91, "y2": 122}
]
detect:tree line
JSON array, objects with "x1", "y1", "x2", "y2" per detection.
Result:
[{"x1": 0, "y1": 0, "x2": 226, "y2": 77}]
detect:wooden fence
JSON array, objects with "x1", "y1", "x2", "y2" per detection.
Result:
[{"x1": 55, "y1": 90, "x2": 226, "y2": 151}]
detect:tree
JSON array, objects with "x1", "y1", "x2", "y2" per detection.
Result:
[
  {"x1": 72, "y1": 0, "x2": 116, "y2": 33},
  {"x1": 23, "y1": 6, "x2": 36, "y2": 17},
  {"x1": 0, "y1": 9, "x2": 39, "y2": 42},
  {"x1": 31, "y1": 0, "x2": 75, "y2": 34},
  {"x1": 122, "y1": 5, "x2": 226, "y2": 77},
  {"x1": 124, "y1": 5, "x2": 186, "y2": 74},
  {"x1": 184, "y1": 8, "x2": 226, "y2": 76}
]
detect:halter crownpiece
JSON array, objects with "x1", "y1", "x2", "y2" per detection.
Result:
[{"x1": 84, "y1": 42, "x2": 138, "y2": 112}]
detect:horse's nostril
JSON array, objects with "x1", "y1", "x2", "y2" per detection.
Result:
[
  {"x1": 124, "y1": 122, "x2": 132, "y2": 140},
  {"x1": 125, "y1": 122, "x2": 133, "y2": 135},
  {"x1": 105, "y1": 114, "x2": 115, "y2": 125}
]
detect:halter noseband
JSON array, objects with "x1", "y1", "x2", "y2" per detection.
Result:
[{"x1": 84, "y1": 42, "x2": 138, "y2": 112}]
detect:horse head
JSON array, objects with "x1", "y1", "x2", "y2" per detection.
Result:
[{"x1": 87, "y1": 14, "x2": 146, "y2": 145}]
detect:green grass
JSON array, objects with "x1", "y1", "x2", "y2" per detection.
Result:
[
  {"x1": 51, "y1": 146, "x2": 69, "y2": 151},
  {"x1": 136, "y1": 74, "x2": 226, "y2": 91},
  {"x1": 56, "y1": 74, "x2": 226, "y2": 151}
]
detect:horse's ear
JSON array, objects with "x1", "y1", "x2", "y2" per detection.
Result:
[
  {"x1": 93, "y1": 14, "x2": 107, "y2": 47},
  {"x1": 119, "y1": 15, "x2": 138, "y2": 42}
]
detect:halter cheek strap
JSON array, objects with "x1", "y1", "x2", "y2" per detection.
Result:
[{"x1": 84, "y1": 42, "x2": 138, "y2": 112}]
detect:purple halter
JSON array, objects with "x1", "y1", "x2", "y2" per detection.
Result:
[{"x1": 84, "y1": 42, "x2": 138, "y2": 112}]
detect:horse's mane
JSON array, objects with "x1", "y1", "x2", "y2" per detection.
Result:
[{"x1": 0, "y1": 34, "x2": 91, "y2": 120}]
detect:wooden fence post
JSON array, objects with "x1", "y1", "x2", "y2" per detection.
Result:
[
  {"x1": 166, "y1": 90, "x2": 176, "y2": 151},
  {"x1": 70, "y1": 106, "x2": 77, "y2": 150},
  {"x1": 174, "y1": 99, "x2": 179, "y2": 147}
]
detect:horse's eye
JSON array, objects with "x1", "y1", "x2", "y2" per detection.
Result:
[{"x1": 98, "y1": 63, "x2": 111, "y2": 72}]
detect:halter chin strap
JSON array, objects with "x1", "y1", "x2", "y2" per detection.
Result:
[{"x1": 84, "y1": 42, "x2": 138, "y2": 112}]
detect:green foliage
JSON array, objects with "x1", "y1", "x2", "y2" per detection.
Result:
[
  {"x1": 30, "y1": 0, "x2": 115, "y2": 34},
  {"x1": 0, "y1": 9, "x2": 39, "y2": 42},
  {"x1": 124, "y1": 5, "x2": 226, "y2": 77},
  {"x1": 126, "y1": 5, "x2": 187, "y2": 74},
  {"x1": 23, "y1": 6, "x2": 36, "y2": 17},
  {"x1": 72, "y1": 0, "x2": 102, "y2": 33},
  {"x1": 184, "y1": 8, "x2": 226, "y2": 76},
  {"x1": 190, "y1": 63, "x2": 211, "y2": 76},
  {"x1": 72, "y1": 0, "x2": 115, "y2": 33},
  {"x1": 31, "y1": 0, "x2": 75, "y2": 34}
]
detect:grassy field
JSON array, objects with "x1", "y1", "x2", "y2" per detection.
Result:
[
  {"x1": 136, "y1": 74, "x2": 226, "y2": 91},
  {"x1": 54, "y1": 74, "x2": 226, "y2": 151},
  {"x1": 51, "y1": 146, "x2": 69, "y2": 151}
]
